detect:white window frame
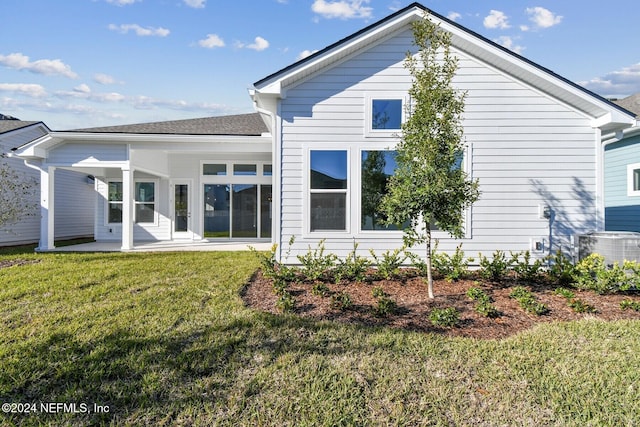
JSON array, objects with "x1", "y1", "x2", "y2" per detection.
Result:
[
  {"x1": 627, "y1": 163, "x2": 640, "y2": 197},
  {"x1": 305, "y1": 148, "x2": 350, "y2": 236},
  {"x1": 364, "y1": 92, "x2": 407, "y2": 138},
  {"x1": 105, "y1": 179, "x2": 159, "y2": 225}
]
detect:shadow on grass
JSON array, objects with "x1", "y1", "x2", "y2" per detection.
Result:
[{"x1": 2, "y1": 310, "x2": 389, "y2": 425}]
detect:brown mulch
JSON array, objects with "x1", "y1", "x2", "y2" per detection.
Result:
[
  {"x1": 243, "y1": 270, "x2": 640, "y2": 339},
  {"x1": 0, "y1": 259, "x2": 41, "y2": 270}
]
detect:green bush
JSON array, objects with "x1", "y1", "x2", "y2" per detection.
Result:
[
  {"x1": 371, "y1": 286, "x2": 398, "y2": 316},
  {"x1": 553, "y1": 287, "x2": 575, "y2": 299},
  {"x1": 478, "y1": 250, "x2": 512, "y2": 281},
  {"x1": 568, "y1": 298, "x2": 597, "y2": 314},
  {"x1": 511, "y1": 250, "x2": 544, "y2": 282},
  {"x1": 370, "y1": 247, "x2": 407, "y2": 280},
  {"x1": 466, "y1": 287, "x2": 500, "y2": 318},
  {"x1": 429, "y1": 307, "x2": 460, "y2": 327},
  {"x1": 433, "y1": 243, "x2": 471, "y2": 282},
  {"x1": 620, "y1": 299, "x2": 640, "y2": 311},
  {"x1": 276, "y1": 290, "x2": 295, "y2": 313},
  {"x1": 311, "y1": 282, "x2": 331, "y2": 297},
  {"x1": 509, "y1": 286, "x2": 549, "y2": 316},
  {"x1": 330, "y1": 291, "x2": 353, "y2": 310},
  {"x1": 547, "y1": 250, "x2": 576, "y2": 285},
  {"x1": 334, "y1": 243, "x2": 370, "y2": 283},
  {"x1": 297, "y1": 239, "x2": 338, "y2": 281},
  {"x1": 573, "y1": 254, "x2": 636, "y2": 294}
]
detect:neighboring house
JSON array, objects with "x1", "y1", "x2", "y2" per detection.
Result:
[
  {"x1": 0, "y1": 118, "x2": 94, "y2": 245},
  {"x1": 604, "y1": 94, "x2": 640, "y2": 232},
  {"x1": 11, "y1": 3, "x2": 636, "y2": 261}
]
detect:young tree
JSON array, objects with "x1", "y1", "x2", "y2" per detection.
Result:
[
  {"x1": 0, "y1": 156, "x2": 39, "y2": 229},
  {"x1": 380, "y1": 16, "x2": 480, "y2": 299}
]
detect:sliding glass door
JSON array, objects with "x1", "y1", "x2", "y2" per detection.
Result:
[{"x1": 203, "y1": 184, "x2": 270, "y2": 239}]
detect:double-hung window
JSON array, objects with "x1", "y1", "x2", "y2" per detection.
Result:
[
  {"x1": 107, "y1": 180, "x2": 156, "y2": 224},
  {"x1": 309, "y1": 150, "x2": 348, "y2": 232}
]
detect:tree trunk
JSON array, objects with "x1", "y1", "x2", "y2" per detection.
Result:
[{"x1": 425, "y1": 227, "x2": 434, "y2": 299}]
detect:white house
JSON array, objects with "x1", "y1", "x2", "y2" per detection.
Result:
[
  {"x1": 0, "y1": 119, "x2": 93, "y2": 245},
  {"x1": 10, "y1": 3, "x2": 636, "y2": 261}
]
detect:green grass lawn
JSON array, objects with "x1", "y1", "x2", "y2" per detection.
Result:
[{"x1": 1, "y1": 248, "x2": 639, "y2": 426}]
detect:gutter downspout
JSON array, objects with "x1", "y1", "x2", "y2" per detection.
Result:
[{"x1": 254, "y1": 98, "x2": 282, "y2": 262}]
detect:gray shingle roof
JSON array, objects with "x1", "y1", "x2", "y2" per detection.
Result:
[
  {"x1": 69, "y1": 113, "x2": 268, "y2": 136},
  {"x1": 0, "y1": 120, "x2": 42, "y2": 135},
  {"x1": 613, "y1": 94, "x2": 640, "y2": 118}
]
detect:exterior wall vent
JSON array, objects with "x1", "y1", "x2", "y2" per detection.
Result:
[{"x1": 577, "y1": 231, "x2": 640, "y2": 265}]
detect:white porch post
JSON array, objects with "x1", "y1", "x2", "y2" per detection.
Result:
[
  {"x1": 38, "y1": 166, "x2": 56, "y2": 251},
  {"x1": 121, "y1": 167, "x2": 134, "y2": 250}
]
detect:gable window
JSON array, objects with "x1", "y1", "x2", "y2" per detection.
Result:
[
  {"x1": 107, "y1": 180, "x2": 156, "y2": 224},
  {"x1": 309, "y1": 150, "x2": 348, "y2": 232},
  {"x1": 628, "y1": 163, "x2": 640, "y2": 196},
  {"x1": 365, "y1": 93, "x2": 406, "y2": 138},
  {"x1": 372, "y1": 99, "x2": 402, "y2": 130}
]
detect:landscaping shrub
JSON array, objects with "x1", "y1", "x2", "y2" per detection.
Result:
[
  {"x1": 334, "y1": 243, "x2": 370, "y2": 283},
  {"x1": 466, "y1": 287, "x2": 500, "y2": 318},
  {"x1": 276, "y1": 290, "x2": 295, "y2": 313},
  {"x1": 547, "y1": 250, "x2": 576, "y2": 285},
  {"x1": 369, "y1": 247, "x2": 407, "y2": 280},
  {"x1": 371, "y1": 286, "x2": 398, "y2": 317},
  {"x1": 330, "y1": 291, "x2": 353, "y2": 310},
  {"x1": 478, "y1": 250, "x2": 512, "y2": 281},
  {"x1": 511, "y1": 250, "x2": 544, "y2": 282},
  {"x1": 620, "y1": 299, "x2": 640, "y2": 311},
  {"x1": 297, "y1": 239, "x2": 337, "y2": 281},
  {"x1": 554, "y1": 287, "x2": 596, "y2": 314},
  {"x1": 311, "y1": 282, "x2": 331, "y2": 297},
  {"x1": 509, "y1": 286, "x2": 549, "y2": 315},
  {"x1": 432, "y1": 243, "x2": 471, "y2": 282},
  {"x1": 573, "y1": 254, "x2": 637, "y2": 294},
  {"x1": 429, "y1": 307, "x2": 460, "y2": 327}
]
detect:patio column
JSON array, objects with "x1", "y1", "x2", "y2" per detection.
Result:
[
  {"x1": 38, "y1": 166, "x2": 56, "y2": 251},
  {"x1": 121, "y1": 167, "x2": 134, "y2": 250}
]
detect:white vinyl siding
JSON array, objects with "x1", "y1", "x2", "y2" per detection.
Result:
[{"x1": 277, "y1": 26, "x2": 597, "y2": 262}]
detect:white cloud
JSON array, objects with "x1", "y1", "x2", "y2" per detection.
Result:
[
  {"x1": 74, "y1": 84, "x2": 91, "y2": 94},
  {"x1": 198, "y1": 34, "x2": 225, "y2": 49},
  {"x1": 483, "y1": 10, "x2": 510, "y2": 29},
  {"x1": 579, "y1": 63, "x2": 640, "y2": 98},
  {"x1": 94, "y1": 73, "x2": 119, "y2": 85},
  {"x1": 0, "y1": 52, "x2": 78, "y2": 78},
  {"x1": 108, "y1": 24, "x2": 170, "y2": 37},
  {"x1": 526, "y1": 7, "x2": 562, "y2": 29},
  {"x1": 183, "y1": 0, "x2": 205, "y2": 8},
  {"x1": 447, "y1": 12, "x2": 461, "y2": 22},
  {"x1": 106, "y1": 0, "x2": 140, "y2": 5},
  {"x1": 494, "y1": 36, "x2": 524, "y2": 55},
  {"x1": 0, "y1": 83, "x2": 47, "y2": 98},
  {"x1": 297, "y1": 49, "x2": 319, "y2": 60},
  {"x1": 246, "y1": 37, "x2": 270, "y2": 51},
  {"x1": 311, "y1": 0, "x2": 373, "y2": 20}
]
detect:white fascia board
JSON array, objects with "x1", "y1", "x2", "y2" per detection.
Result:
[
  {"x1": 10, "y1": 133, "x2": 54, "y2": 158},
  {"x1": 254, "y1": 7, "x2": 423, "y2": 96}
]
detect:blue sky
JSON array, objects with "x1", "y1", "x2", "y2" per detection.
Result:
[{"x1": 2, "y1": 0, "x2": 639, "y2": 130}]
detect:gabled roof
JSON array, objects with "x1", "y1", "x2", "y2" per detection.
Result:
[
  {"x1": 0, "y1": 120, "x2": 44, "y2": 135},
  {"x1": 69, "y1": 113, "x2": 267, "y2": 136},
  {"x1": 613, "y1": 94, "x2": 640, "y2": 118},
  {"x1": 253, "y1": 2, "x2": 635, "y2": 132}
]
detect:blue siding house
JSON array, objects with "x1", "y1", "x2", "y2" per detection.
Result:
[{"x1": 605, "y1": 95, "x2": 640, "y2": 231}]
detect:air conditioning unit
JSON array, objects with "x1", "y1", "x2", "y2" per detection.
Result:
[{"x1": 577, "y1": 231, "x2": 640, "y2": 265}]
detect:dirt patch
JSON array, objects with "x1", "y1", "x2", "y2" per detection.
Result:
[
  {"x1": 243, "y1": 270, "x2": 640, "y2": 339},
  {"x1": 0, "y1": 259, "x2": 41, "y2": 270}
]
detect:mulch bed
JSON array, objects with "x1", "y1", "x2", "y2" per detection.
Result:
[{"x1": 243, "y1": 270, "x2": 640, "y2": 339}]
